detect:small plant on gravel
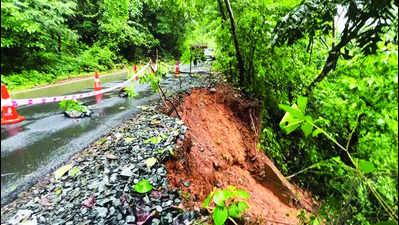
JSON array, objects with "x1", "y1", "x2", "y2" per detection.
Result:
[
  {"x1": 59, "y1": 99, "x2": 87, "y2": 112},
  {"x1": 134, "y1": 179, "x2": 153, "y2": 193},
  {"x1": 202, "y1": 186, "x2": 250, "y2": 225}
]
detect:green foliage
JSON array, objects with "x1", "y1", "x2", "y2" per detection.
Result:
[
  {"x1": 303, "y1": 45, "x2": 398, "y2": 223},
  {"x1": 273, "y1": 0, "x2": 396, "y2": 55},
  {"x1": 68, "y1": 167, "x2": 80, "y2": 177},
  {"x1": 279, "y1": 92, "x2": 398, "y2": 222},
  {"x1": 144, "y1": 136, "x2": 162, "y2": 144},
  {"x1": 2, "y1": 0, "x2": 398, "y2": 224},
  {"x1": 213, "y1": 206, "x2": 228, "y2": 225},
  {"x1": 1, "y1": 0, "x2": 77, "y2": 50},
  {"x1": 75, "y1": 44, "x2": 116, "y2": 71},
  {"x1": 1, "y1": 0, "x2": 78, "y2": 75},
  {"x1": 124, "y1": 86, "x2": 138, "y2": 99},
  {"x1": 54, "y1": 164, "x2": 73, "y2": 180},
  {"x1": 203, "y1": 186, "x2": 250, "y2": 225},
  {"x1": 145, "y1": 157, "x2": 157, "y2": 168},
  {"x1": 133, "y1": 179, "x2": 153, "y2": 193},
  {"x1": 1, "y1": 0, "x2": 189, "y2": 90},
  {"x1": 202, "y1": 0, "x2": 397, "y2": 223},
  {"x1": 139, "y1": 71, "x2": 160, "y2": 93},
  {"x1": 59, "y1": 100, "x2": 87, "y2": 113}
]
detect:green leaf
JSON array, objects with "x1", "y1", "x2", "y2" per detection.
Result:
[
  {"x1": 54, "y1": 164, "x2": 72, "y2": 179},
  {"x1": 213, "y1": 206, "x2": 228, "y2": 225},
  {"x1": 100, "y1": 138, "x2": 107, "y2": 144},
  {"x1": 144, "y1": 136, "x2": 161, "y2": 144},
  {"x1": 59, "y1": 100, "x2": 87, "y2": 113},
  {"x1": 133, "y1": 179, "x2": 153, "y2": 193},
  {"x1": 310, "y1": 218, "x2": 321, "y2": 225},
  {"x1": 233, "y1": 190, "x2": 250, "y2": 199},
  {"x1": 312, "y1": 128, "x2": 323, "y2": 137},
  {"x1": 124, "y1": 137, "x2": 134, "y2": 143},
  {"x1": 213, "y1": 190, "x2": 232, "y2": 207},
  {"x1": 145, "y1": 157, "x2": 157, "y2": 168},
  {"x1": 304, "y1": 115, "x2": 313, "y2": 123},
  {"x1": 279, "y1": 104, "x2": 305, "y2": 119},
  {"x1": 68, "y1": 167, "x2": 80, "y2": 177},
  {"x1": 228, "y1": 203, "x2": 241, "y2": 218},
  {"x1": 279, "y1": 104, "x2": 306, "y2": 134},
  {"x1": 237, "y1": 201, "x2": 249, "y2": 212},
  {"x1": 227, "y1": 185, "x2": 237, "y2": 192},
  {"x1": 297, "y1": 96, "x2": 308, "y2": 113},
  {"x1": 280, "y1": 115, "x2": 302, "y2": 134},
  {"x1": 358, "y1": 159, "x2": 376, "y2": 174},
  {"x1": 301, "y1": 122, "x2": 313, "y2": 137},
  {"x1": 202, "y1": 191, "x2": 214, "y2": 208}
]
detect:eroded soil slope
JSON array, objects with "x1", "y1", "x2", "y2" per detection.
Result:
[{"x1": 165, "y1": 85, "x2": 318, "y2": 224}]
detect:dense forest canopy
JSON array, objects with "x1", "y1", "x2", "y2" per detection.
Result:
[
  {"x1": 1, "y1": 0, "x2": 188, "y2": 89},
  {"x1": 1, "y1": 0, "x2": 398, "y2": 224}
]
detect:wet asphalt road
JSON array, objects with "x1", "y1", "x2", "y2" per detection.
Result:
[{"x1": 1, "y1": 63, "x2": 210, "y2": 206}]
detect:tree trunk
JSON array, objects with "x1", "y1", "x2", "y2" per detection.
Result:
[
  {"x1": 223, "y1": 0, "x2": 246, "y2": 86},
  {"x1": 216, "y1": 0, "x2": 226, "y2": 21}
]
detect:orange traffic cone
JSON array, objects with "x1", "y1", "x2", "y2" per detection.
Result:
[
  {"x1": 94, "y1": 71, "x2": 101, "y2": 91},
  {"x1": 1, "y1": 84, "x2": 25, "y2": 125},
  {"x1": 175, "y1": 61, "x2": 180, "y2": 75}
]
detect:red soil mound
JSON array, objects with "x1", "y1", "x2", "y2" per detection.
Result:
[{"x1": 165, "y1": 85, "x2": 318, "y2": 224}]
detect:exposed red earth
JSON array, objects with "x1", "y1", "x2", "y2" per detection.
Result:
[{"x1": 164, "y1": 85, "x2": 319, "y2": 224}]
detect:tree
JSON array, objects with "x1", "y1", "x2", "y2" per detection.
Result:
[
  {"x1": 221, "y1": 0, "x2": 246, "y2": 86},
  {"x1": 273, "y1": 0, "x2": 398, "y2": 96},
  {"x1": 1, "y1": 0, "x2": 77, "y2": 73}
]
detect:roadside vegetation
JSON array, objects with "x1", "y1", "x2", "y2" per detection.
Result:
[
  {"x1": 187, "y1": 0, "x2": 397, "y2": 224},
  {"x1": 2, "y1": 0, "x2": 397, "y2": 224},
  {"x1": 1, "y1": 0, "x2": 187, "y2": 90}
]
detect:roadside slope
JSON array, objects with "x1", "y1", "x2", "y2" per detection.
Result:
[{"x1": 166, "y1": 85, "x2": 318, "y2": 224}]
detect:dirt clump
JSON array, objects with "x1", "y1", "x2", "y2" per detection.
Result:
[{"x1": 165, "y1": 85, "x2": 318, "y2": 224}]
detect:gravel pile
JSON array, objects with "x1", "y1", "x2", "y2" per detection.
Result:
[{"x1": 1, "y1": 105, "x2": 198, "y2": 225}]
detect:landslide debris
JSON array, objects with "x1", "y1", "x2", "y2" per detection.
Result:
[{"x1": 165, "y1": 85, "x2": 318, "y2": 224}]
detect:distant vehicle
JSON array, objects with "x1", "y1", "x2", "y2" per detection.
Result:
[{"x1": 204, "y1": 48, "x2": 215, "y2": 60}]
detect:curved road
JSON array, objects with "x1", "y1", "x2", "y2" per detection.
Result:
[{"x1": 1, "y1": 63, "x2": 210, "y2": 206}]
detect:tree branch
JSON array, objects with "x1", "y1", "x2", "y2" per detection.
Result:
[{"x1": 157, "y1": 82, "x2": 181, "y2": 120}]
